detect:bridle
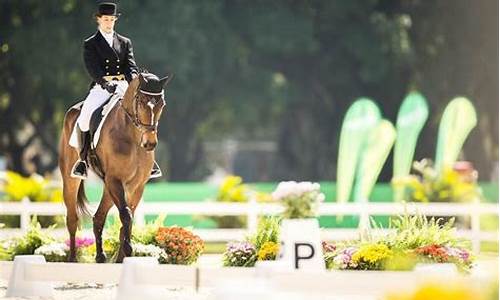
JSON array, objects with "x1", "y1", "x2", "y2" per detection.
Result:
[{"x1": 119, "y1": 88, "x2": 165, "y2": 134}]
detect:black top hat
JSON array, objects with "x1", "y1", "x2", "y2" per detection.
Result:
[{"x1": 97, "y1": 1, "x2": 120, "y2": 17}]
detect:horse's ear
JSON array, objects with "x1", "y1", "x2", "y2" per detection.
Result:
[
  {"x1": 160, "y1": 74, "x2": 174, "y2": 87},
  {"x1": 139, "y1": 73, "x2": 148, "y2": 86}
]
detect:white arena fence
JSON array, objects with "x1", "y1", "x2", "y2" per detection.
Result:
[{"x1": 0, "y1": 198, "x2": 498, "y2": 253}]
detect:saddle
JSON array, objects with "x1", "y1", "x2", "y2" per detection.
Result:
[
  {"x1": 68, "y1": 93, "x2": 122, "y2": 179},
  {"x1": 89, "y1": 95, "x2": 113, "y2": 146}
]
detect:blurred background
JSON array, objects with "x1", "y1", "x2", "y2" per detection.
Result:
[{"x1": 0, "y1": 0, "x2": 498, "y2": 182}]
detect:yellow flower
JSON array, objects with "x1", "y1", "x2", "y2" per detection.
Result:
[
  {"x1": 413, "y1": 189, "x2": 426, "y2": 202},
  {"x1": 217, "y1": 176, "x2": 248, "y2": 202},
  {"x1": 352, "y1": 244, "x2": 392, "y2": 266},
  {"x1": 257, "y1": 241, "x2": 279, "y2": 261}
]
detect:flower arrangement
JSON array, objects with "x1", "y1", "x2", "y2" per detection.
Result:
[
  {"x1": 223, "y1": 217, "x2": 280, "y2": 267},
  {"x1": 34, "y1": 243, "x2": 68, "y2": 262},
  {"x1": 0, "y1": 214, "x2": 206, "y2": 265},
  {"x1": 155, "y1": 226, "x2": 204, "y2": 265},
  {"x1": 325, "y1": 214, "x2": 475, "y2": 272},
  {"x1": 132, "y1": 243, "x2": 168, "y2": 263},
  {"x1": 222, "y1": 241, "x2": 257, "y2": 267},
  {"x1": 392, "y1": 159, "x2": 481, "y2": 203},
  {"x1": 9, "y1": 217, "x2": 54, "y2": 258},
  {"x1": 272, "y1": 181, "x2": 325, "y2": 219}
]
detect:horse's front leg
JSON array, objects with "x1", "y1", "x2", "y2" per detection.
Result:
[
  {"x1": 116, "y1": 206, "x2": 133, "y2": 262},
  {"x1": 106, "y1": 177, "x2": 133, "y2": 263}
]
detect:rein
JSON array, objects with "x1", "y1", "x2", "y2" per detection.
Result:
[{"x1": 118, "y1": 90, "x2": 160, "y2": 133}]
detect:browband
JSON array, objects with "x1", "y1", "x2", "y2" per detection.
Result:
[{"x1": 140, "y1": 89, "x2": 164, "y2": 96}]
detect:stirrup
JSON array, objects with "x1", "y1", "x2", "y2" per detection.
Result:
[
  {"x1": 150, "y1": 162, "x2": 162, "y2": 179},
  {"x1": 70, "y1": 160, "x2": 88, "y2": 180}
]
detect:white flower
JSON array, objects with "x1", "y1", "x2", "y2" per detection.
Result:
[
  {"x1": 132, "y1": 243, "x2": 167, "y2": 261},
  {"x1": 34, "y1": 243, "x2": 68, "y2": 257},
  {"x1": 272, "y1": 181, "x2": 322, "y2": 200}
]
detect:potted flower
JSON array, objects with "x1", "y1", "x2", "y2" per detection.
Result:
[{"x1": 272, "y1": 181, "x2": 325, "y2": 270}]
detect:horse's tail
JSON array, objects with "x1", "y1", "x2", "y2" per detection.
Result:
[{"x1": 76, "y1": 181, "x2": 92, "y2": 218}]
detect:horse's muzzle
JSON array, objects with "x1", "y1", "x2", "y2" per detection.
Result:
[
  {"x1": 140, "y1": 132, "x2": 157, "y2": 152},
  {"x1": 141, "y1": 141, "x2": 157, "y2": 152}
]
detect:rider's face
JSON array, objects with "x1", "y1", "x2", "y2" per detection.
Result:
[{"x1": 97, "y1": 15, "x2": 116, "y2": 33}]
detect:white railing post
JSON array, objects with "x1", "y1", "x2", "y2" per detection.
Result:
[
  {"x1": 470, "y1": 198, "x2": 481, "y2": 254},
  {"x1": 247, "y1": 195, "x2": 258, "y2": 234},
  {"x1": 20, "y1": 197, "x2": 30, "y2": 231},
  {"x1": 358, "y1": 201, "x2": 370, "y2": 231},
  {"x1": 134, "y1": 199, "x2": 145, "y2": 227}
]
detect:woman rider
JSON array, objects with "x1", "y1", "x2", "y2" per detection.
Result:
[{"x1": 71, "y1": 1, "x2": 161, "y2": 179}]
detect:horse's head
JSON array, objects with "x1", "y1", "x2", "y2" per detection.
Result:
[{"x1": 124, "y1": 72, "x2": 172, "y2": 152}]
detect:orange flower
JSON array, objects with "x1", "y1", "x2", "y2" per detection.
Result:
[{"x1": 155, "y1": 226, "x2": 204, "y2": 265}]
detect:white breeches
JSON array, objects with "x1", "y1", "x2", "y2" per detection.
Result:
[{"x1": 76, "y1": 80, "x2": 128, "y2": 132}]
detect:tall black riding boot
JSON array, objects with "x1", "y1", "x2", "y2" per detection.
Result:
[{"x1": 71, "y1": 131, "x2": 91, "y2": 180}]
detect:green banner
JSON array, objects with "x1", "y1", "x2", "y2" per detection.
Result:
[
  {"x1": 435, "y1": 97, "x2": 477, "y2": 171},
  {"x1": 393, "y1": 92, "x2": 429, "y2": 201},
  {"x1": 336, "y1": 98, "x2": 381, "y2": 204},
  {"x1": 353, "y1": 119, "x2": 396, "y2": 203}
]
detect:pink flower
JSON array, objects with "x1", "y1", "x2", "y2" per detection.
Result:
[{"x1": 65, "y1": 237, "x2": 95, "y2": 248}]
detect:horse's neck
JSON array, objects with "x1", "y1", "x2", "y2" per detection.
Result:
[
  {"x1": 107, "y1": 104, "x2": 139, "y2": 145},
  {"x1": 122, "y1": 78, "x2": 140, "y2": 112}
]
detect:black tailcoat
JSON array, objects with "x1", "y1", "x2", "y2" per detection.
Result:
[{"x1": 83, "y1": 31, "x2": 138, "y2": 87}]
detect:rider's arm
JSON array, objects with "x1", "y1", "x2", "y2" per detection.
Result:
[
  {"x1": 126, "y1": 39, "x2": 139, "y2": 81},
  {"x1": 83, "y1": 40, "x2": 106, "y2": 87}
]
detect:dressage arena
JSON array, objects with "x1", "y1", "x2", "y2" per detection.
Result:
[{"x1": 1, "y1": 1, "x2": 498, "y2": 298}]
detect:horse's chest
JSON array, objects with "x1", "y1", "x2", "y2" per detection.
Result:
[{"x1": 112, "y1": 138, "x2": 133, "y2": 156}]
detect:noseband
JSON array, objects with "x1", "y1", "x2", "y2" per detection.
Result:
[{"x1": 119, "y1": 89, "x2": 164, "y2": 134}]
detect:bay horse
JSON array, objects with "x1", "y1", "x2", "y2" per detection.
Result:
[{"x1": 59, "y1": 73, "x2": 170, "y2": 263}]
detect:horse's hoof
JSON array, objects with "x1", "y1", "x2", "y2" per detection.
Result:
[{"x1": 96, "y1": 253, "x2": 107, "y2": 263}]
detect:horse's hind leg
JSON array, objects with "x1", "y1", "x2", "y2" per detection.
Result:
[
  {"x1": 63, "y1": 178, "x2": 80, "y2": 262},
  {"x1": 93, "y1": 190, "x2": 113, "y2": 263},
  {"x1": 106, "y1": 177, "x2": 133, "y2": 263}
]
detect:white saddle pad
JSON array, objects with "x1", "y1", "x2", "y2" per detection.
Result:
[{"x1": 68, "y1": 93, "x2": 122, "y2": 149}]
